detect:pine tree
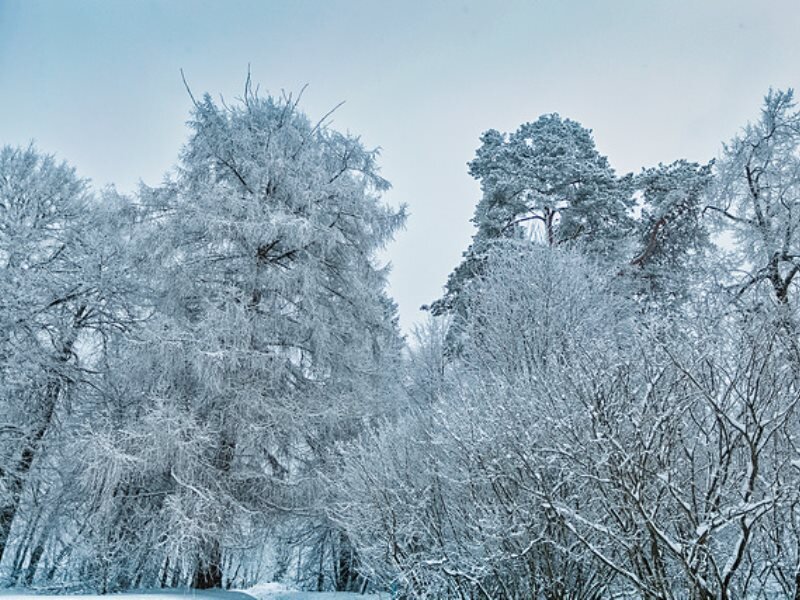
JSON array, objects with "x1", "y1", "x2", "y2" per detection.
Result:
[{"x1": 431, "y1": 114, "x2": 632, "y2": 316}]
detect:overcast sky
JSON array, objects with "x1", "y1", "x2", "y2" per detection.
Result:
[{"x1": 1, "y1": 0, "x2": 799, "y2": 333}]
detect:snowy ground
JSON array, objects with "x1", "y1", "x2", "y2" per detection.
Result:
[
  {"x1": 0, "y1": 586, "x2": 388, "y2": 600},
  {"x1": 0, "y1": 593, "x2": 248, "y2": 600},
  {"x1": 0, "y1": 592, "x2": 252, "y2": 600},
  {"x1": 251, "y1": 595, "x2": 385, "y2": 600},
  {"x1": 246, "y1": 583, "x2": 387, "y2": 599}
]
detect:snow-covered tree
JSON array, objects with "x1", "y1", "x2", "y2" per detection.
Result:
[
  {"x1": 0, "y1": 145, "x2": 95, "y2": 572},
  {"x1": 334, "y1": 242, "x2": 633, "y2": 598},
  {"x1": 75, "y1": 82, "x2": 407, "y2": 590},
  {"x1": 431, "y1": 114, "x2": 633, "y2": 315},
  {"x1": 711, "y1": 89, "x2": 800, "y2": 305},
  {"x1": 0, "y1": 149, "x2": 143, "y2": 586},
  {"x1": 627, "y1": 160, "x2": 713, "y2": 303}
]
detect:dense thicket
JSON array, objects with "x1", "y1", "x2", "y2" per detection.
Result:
[
  {"x1": 332, "y1": 89, "x2": 800, "y2": 599},
  {"x1": 2, "y1": 85, "x2": 800, "y2": 598}
]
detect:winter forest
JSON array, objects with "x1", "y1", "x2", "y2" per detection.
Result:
[{"x1": 3, "y1": 68, "x2": 800, "y2": 598}]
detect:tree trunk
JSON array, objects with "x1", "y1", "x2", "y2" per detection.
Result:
[
  {"x1": 190, "y1": 435, "x2": 234, "y2": 589},
  {"x1": 22, "y1": 543, "x2": 44, "y2": 586},
  {"x1": 0, "y1": 312, "x2": 80, "y2": 566},
  {"x1": 0, "y1": 377, "x2": 61, "y2": 570},
  {"x1": 0, "y1": 503, "x2": 14, "y2": 566},
  {"x1": 192, "y1": 539, "x2": 223, "y2": 589},
  {"x1": 334, "y1": 530, "x2": 361, "y2": 592}
]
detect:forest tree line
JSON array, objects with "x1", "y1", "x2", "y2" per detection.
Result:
[{"x1": 1, "y1": 82, "x2": 800, "y2": 599}]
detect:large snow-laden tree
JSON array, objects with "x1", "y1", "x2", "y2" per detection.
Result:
[
  {"x1": 0, "y1": 146, "x2": 83, "y2": 575},
  {"x1": 11, "y1": 188, "x2": 160, "y2": 591},
  {"x1": 0, "y1": 146, "x2": 97, "y2": 574},
  {"x1": 78, "y1": 82, "x2": 406, "y2": 590},
  {"x1": 0, "y1": 149, "x2": 143, "y2": 586},
  {"x1": 468, "y1": 115, "x2": 630, "y2": 248},
  {"x1": 710, "y1": 89, "x2": 800, "y2": 306},
  {"x1": 430, "y1": 114, "x2": 633, "y2": 316}
]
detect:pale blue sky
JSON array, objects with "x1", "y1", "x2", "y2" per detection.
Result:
[{"x1": 1, "y1": 0, "x2": 799, "y2": 332}]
